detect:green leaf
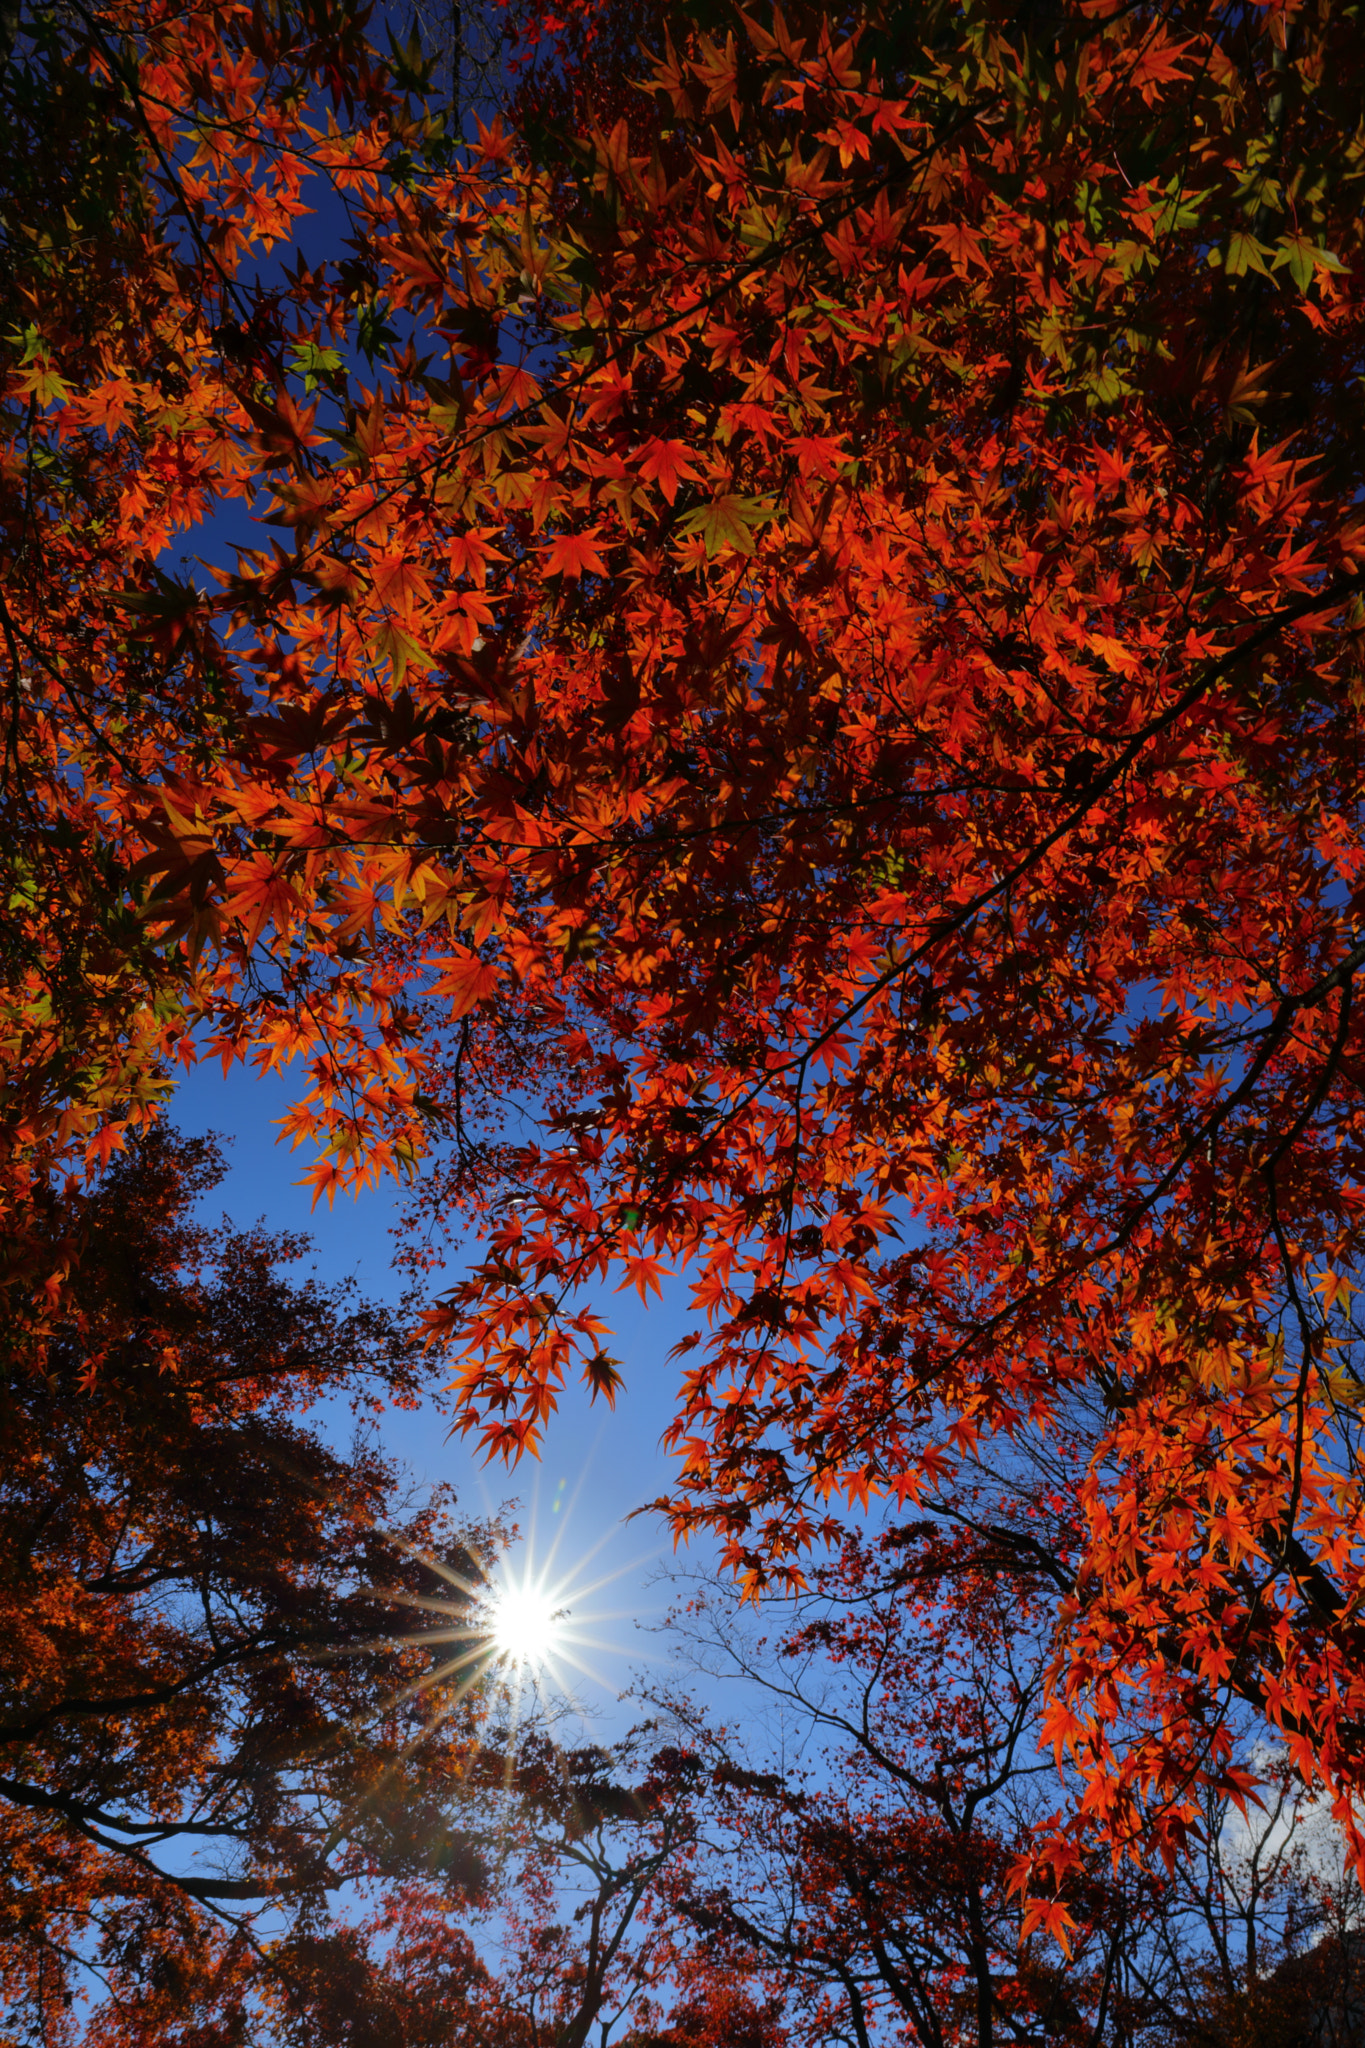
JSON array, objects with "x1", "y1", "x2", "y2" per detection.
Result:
[
  {"x1": 6, "y1": 321, "x2": 44, "y2": 364},
  {"x1": 1225, "y1": 230, "x2": 1272, "y2": 279},
  {"x1": 675, "y1": 494, "x2": 773, "y2": 558},
  {"x1": 1152, "y1": 182, "x2": 1208, "y2": 235},
  {"x1": 356, "y1": 301, "x2": 399, "y2": 364},
  {"x1": 373, "y1": 619, "x2": 429, "y2": 683},
  {"x1": 1084, "y1": 364, "x2": 1132, "y2": 406},
  {"x1": 1272, "y1": 230, "x2": 1347, "y2": 293},
  {"x1": 385, "y1": 26, "x2": 436, "y2": 92},
  {"x1": 287, "y1": 340, "x2": 344, "y2": 394}
]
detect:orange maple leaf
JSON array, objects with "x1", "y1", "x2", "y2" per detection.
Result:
[{"x1": 539, "y1": 530, "x2": 609, "y2": 578}]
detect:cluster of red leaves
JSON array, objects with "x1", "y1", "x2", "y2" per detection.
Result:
[
  {"x1": 496, "y1": 0, "x2": 667, "y2": 156},
  {"x1": 8, "y1": 0, "x2": 1365, "y2": 1904},
  {"x1": 0, "y1": 0, "x2": 404, "y2": 1347}
]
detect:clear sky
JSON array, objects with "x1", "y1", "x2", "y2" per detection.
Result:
[{"x1": 171, "y1": 1056, "x2": 704, "y2": 1734}]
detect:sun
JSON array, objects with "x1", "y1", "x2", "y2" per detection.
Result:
[
  {"x1": 490, "y1": 1582, "x2": 562, "y2": 1667},
  {"x1": 370, "y1": 1472, "x2": 655, "y2": 1731}
]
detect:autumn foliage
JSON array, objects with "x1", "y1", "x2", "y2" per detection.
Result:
[
  {"x1": 0, "y1": 1121, "x2": 490, "y2": 2035},
  {"x1": 0, "y1": 1121, "x2": 715, "y2": 2046},
  {"x1": 8, "y1": 0, "x2": 1365, "y2": 1957}
]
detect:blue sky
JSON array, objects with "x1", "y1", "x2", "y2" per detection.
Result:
[{"x1": 171, "y1": 1055, "x2": 701, "y2": 1732}]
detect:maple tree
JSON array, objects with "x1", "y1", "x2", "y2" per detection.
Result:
[
  {"x1": 652, "y1": 1518, "x2": 1365, "y2": 2048},
  {"x1": 0, "y1": 1119, "x2": 507, "y2": 2038},
  {"x1": 12, "y1": 1123, "x2": 1354, "y2": 2046},
  {"x1": 11, "y1": 0, "x2": 1365, "y2": 1911},
  {"x1": 76, "y1": 1730, "x2": 711, "y2": 2048},
  {"x1": 657, "y1": 1522, "x2": 1107, "y2": 2048},
  {"x1": 0, "y1": 0, "x2": 375, "y2": 1129}
]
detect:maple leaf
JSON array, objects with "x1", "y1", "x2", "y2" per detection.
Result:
[
  {"x1": 373, "y1": 617, "x2": 432, "y2": 681},
  {"x1": 635, "y1": 437, "x2": 702, "y2": 503},
  {"x1": 674, "y1": 493, "x2": 773, "y2": 556},
  {"x1": 13, "y1": 348, "x2": 70, "y2": 407},
  {"x1": 582, "y1": 1348, "x2": 625, "y2": 1404},
  {"x1": 429, "y1": 949, "x2": 501, "y2": 1017},
  {"x1": 269, "y1": 469, "x2": 336, "y2": 533},
  {"x1": 788, "y1": 433, "x2": 846, "y2": 480},
  {"x1": 446, "y1": 528, "x2": 508, "y2": 580},
  {"x1": 82, "y1": 378, "x2": 136, "y2": 432},
  {"x1": 371, "y1": 551, "x2": 433, "y2": 617},
  {"x1": 539, "y1": 528, "x2": 609, "y2": 577}
]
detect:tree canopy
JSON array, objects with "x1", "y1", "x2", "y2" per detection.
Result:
[{"x1": 6, "y1": 0, "x2": 1365, "y2": 1959}]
